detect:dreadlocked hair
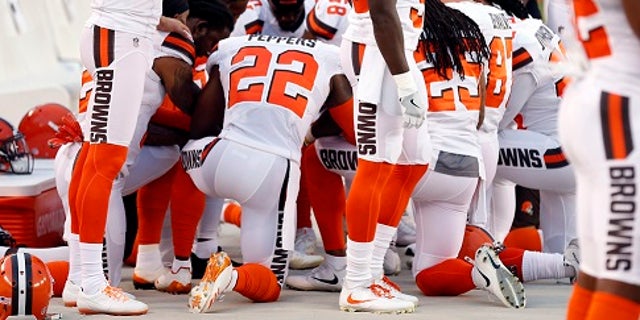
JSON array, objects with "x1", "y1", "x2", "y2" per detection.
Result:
[
  {"x1": 188, "y1": 0, "x2": 235, "y2": 31},
  {"x1": 487, "y1": 0, "x2": 529, "y2": 19},
  {"x1": 420, "y1": 0, "x2": 491, "y2": 80}
]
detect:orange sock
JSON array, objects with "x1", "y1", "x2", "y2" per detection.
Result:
[
  {"x1": 77, "y1": 143, "x2": 128, "y2": 243},
  {"x1": 68, "y1": 142, "x2": 89, "y2": 234},
  {"x1": 503, "y1": 226, "x2": 543, "y2": 252},
  {"x1": 346, "y1": 159, "x2": 394, "y2": 242},
  {"x1": 498, "y1": 247, "x2": 524, "y2": 281},
  {"x1": 234, "y1": 264, "x2": 281, "y2": 302},
  {"x1": 137, "y1": 163, "x2": 178, "y2": 244},
  {"x1": 567, "y1": 283, "x2": 594, "y2": 320},
  {"x1": 378, "y1": 164, "x2": 428, "y2": 226},
  {"x1": 586, "y1": 292, "x2": 640, "y2": 320},
  {"x1": 170, "y1": 165, "x2": 205, "y2": 259},
  {"x1": 303, "y1": 144, "x2": 346, "y2": 252},
  {"x1": 223, "y1": 202, "x2": 242, "y2": 227},
  {"x1": 415, "y1": 258, "x2": 475, "y2": 296}
]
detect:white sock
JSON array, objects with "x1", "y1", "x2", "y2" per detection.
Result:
[
  {"x1": 522, "y1": 251, "x2": 576, "y2": 282},
  {"x1": 371, "y1": 223, "x2": 396, "y2": 280},
  {"x1": 171, "y1": 257, "x2": 191, "y2": 273},
  {"x1": 80, "y1": 242, "x2": 108, "y2": 295},
  {"x1": 227, "y1": 269, "x2": 238, "y2": 292},
  {"x1": 136, "y1": 244, "x2": 163, "y2": 271},
  {"x1": 344, "y1": 238, "x2": 373, "y2": 289},
  {"x1": 193, "y1": 239, "x2": 218, "y2": 260},
  {"x1": 325, "y1": 254, "x2": 346, "y2": 270},
  {"x1": 68, "y1": 233, "x2": 82, "y2": 285}
]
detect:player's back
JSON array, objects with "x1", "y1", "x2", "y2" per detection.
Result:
[
  {"x1": 88, "y1": 0, "x2": 161, "y2": 37},
  {"x1": 506, "y1": 18, "x2": 567, "y2": 137},
  {"x1": 414, "y1": 40, "x2": 483, "y2": 158},
  {"x1": 208, "y1": 35, "x2": 343, "y2": 163},
  {"x1": 573, "y1": 0, "x2": 640, "y2": 78},
  {"x1": 447, "y1": 1, "x2": 513, "y2": 134}
]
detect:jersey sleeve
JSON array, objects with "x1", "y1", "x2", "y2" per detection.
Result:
[
  {"x1": 306, "y1": 0, "x2": 347, "y2": 40},
  {"x1": 159, "y1": 32, "x2": 196, "y2": 66},
  {"x1": 231, "y1": 4, "x2": 264, "y2": 36}
]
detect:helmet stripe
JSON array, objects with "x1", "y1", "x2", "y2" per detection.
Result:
[
  {"x1": 15, "y1": 252, "x2": 26, "y2": 315},
  {"x1": 10, "y1": 254, "x2": 19, "y2": 315},
  {"x1": 23, "y1": 253, "x2": 33, "y2": 315}
]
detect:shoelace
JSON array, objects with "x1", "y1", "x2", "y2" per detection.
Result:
[
  {"x1": 369, "y1": 284, "x2": 393, "y2": 299},
  {"x1": 103, "y1": 286, "x2": 129, "y2": 302},
  {"x1": 381, "y1": 277, "x2": 401, "y2": 292}
]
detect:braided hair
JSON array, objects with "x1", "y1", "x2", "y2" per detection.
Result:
[
  {"x1": 421, "y1": 0, "x2": 491, "y2": 79},
  {"x1": 486, "y1": 0, "x2": 529, "y2": 19}
]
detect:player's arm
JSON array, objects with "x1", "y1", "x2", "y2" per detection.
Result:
[
  {"x1": 622, "y1": 0, "x2": 640, "y2": 39},
  {"x1": 153, "y1": 57, "x2": 200, "y2": 114},
  {"x1": 320, "y1": 74, "x2": 356, "y2": 145},
  {"x1": 498, "y1": 72, "x2": 536, "y2": 130},
  {"x1": 368, "y1": 0, "x2": 408, "y2": 75},
  {"x1": 190, "y1": 65, "x2": 225, "y2": 139}
]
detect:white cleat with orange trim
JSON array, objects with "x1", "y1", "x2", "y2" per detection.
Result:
[
  {"x1": 339, "y1": 284, "x2": 415, "y2": 314},
  {"x1": 188, "y1": 252, "x2": 234, "y2": 313},
  {"x1": 77, "y1": 285, "x2": 148, "y2": 316}
]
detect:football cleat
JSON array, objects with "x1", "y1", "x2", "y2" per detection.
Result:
[
  {"x1": 374, "y1": 276, "x2": 419, "y2": 307},
  {"x1": 286, "y1": 261, "x2": 345, "y2": 292},
  {"x1": 469, "y1": 245, "x2": 526, "y2": 309},
  {"x1": 188, "y1": 252, "x2": 234, "y2": 313},
  {"x1": 563, "y1": 238, "x2": 580, "y2": 284},
  {"x1": 155, "y1": 267, "x2": 192, "y2": 294},
  {"x1": 339, "y1": 284, "x2": 415, "y2": 314},
  {"x1": 383, "y1": 245, "x2": 402, "y2": 276},
  {"x1": 290, "y1": 228, "x2": 323, "y2": 270},
  {"x1": 77, "y1": 286, "x2": 148, "y2": 316},
  {"x1": 132, "y1": 266, "x2": 165, "y2": 290}
]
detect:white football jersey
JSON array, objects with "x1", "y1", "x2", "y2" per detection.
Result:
[
  {"x1": 343, "y1": 0, "x2": 424, "y2": 50},
  {"x1": 207, "y1": 35, "x2": 343, "y2": 163},
  {"x1": 87, "y1": 0, "x2": 162, "y2": 38},
  {"x1": 305, "y1": 0, "x2": 351, "y2": 46},
  {"x1": 573, "y1": 0, "x2": 640, "y2": 76},
  {"x1": 447, "y1": 1, "x2": 514, "y2": 135},
  {"x1": 414, "y1": 42, "x2": 483, "y2": 158},
  {"x1": 231, "y1": 0, "x2": 315, "y2": 37},
  {"x1": 500, "y1": 18, "x2": 568, "y2": 137}
]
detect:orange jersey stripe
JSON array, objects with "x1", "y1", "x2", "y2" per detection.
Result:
[
  {"x1": 307, "y1": 9, "x2": 337, "y2": 40},
  {"x1": 151, "y1": 96, "x2": 191, "y2": 131},
  {"x1": 163, "y1": 33, "x2": 196, "y2": 63},
  {"x1": 512, "y1": 47, "x2": 533, "y2": 71},
  {"x1": 600, "y1": 92, "x2": 633, "y2": 160},
  {"x1": 245, "y1": 20, "x2": 264, "y2": 34},
  {"x1": 608, "y1": 94, "x2": 627, "y2": 159}
]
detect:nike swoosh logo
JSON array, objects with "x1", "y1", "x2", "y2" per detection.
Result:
[
  {"x1": 479, "y1": 271, "x2": 491, "y2": 287},
  {"x1": 347, "y1": 293, "x2": 373, "y2": 305},
  {"x1": 312, "y1": 274, "x2": 339, "y2": 285},
  {"x1": 409, "y1": 98, "x2": 422, "y2": 109},
  {"x1": 486, "y1": 252, "x2": 502, "y2": 269}
]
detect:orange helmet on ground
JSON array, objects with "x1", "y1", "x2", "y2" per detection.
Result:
[
  {"x1": 0, "y1": 253, "x2": 53, "y2": 320},
  {"x1": 457, "y1": 224, "x2": 495, "y2": 260},
  {"x1": 0, "y1": 118, "x2": 34, "y2": 174},
  {"x1": 18, "y1": 103, "x2": 74, "y2": 159}
]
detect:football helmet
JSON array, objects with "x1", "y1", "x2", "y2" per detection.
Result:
[
  {"x1": 0, "y1": 118, "x2": 34, "y2": 174},
  {"x1": 18, "y1": 103, "x2": 74, "y2": 159},
  {"x1": 457, "y1": 224, "x2": 495, "y2": 260},
  {"x1": 0, "y1": 253, "x2": 53, "y2": 320}
]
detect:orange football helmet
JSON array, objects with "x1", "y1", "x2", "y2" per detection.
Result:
[
  {"x1": 0, "y1": 118, "x2": 34, "y2": 174},
  {"x1": 18, "y1": 103, "x2": 74, "y2": 159},
  {"x1": 457, "y1": 224, "x2": 495, "y2": 260},
  {"x1": 0, "y1": 253, "x2": 53, "y2": 320}
]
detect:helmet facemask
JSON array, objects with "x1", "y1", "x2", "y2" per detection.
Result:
[{"x1": 0, "y1": 132, "x2": 34, "y2": 174}]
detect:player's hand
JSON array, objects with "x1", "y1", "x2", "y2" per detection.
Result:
[
  {"x1": 399, "y1": 90, "x2": 426, "y2": 129},
  {"x1": 158, "y1": 16, "x2": 192, "y2": 40}
]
